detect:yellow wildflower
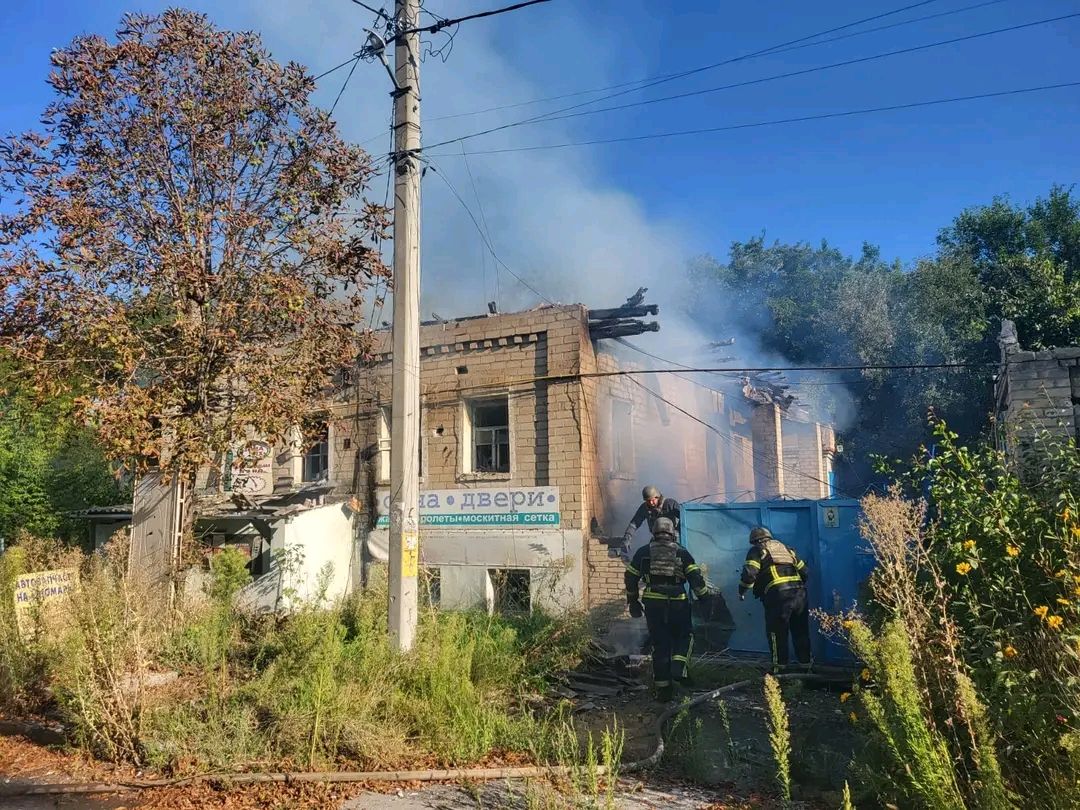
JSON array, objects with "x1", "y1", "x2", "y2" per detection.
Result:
[
  {"x1": 1074, "y1": 574, "x2": 1080, "y2": 584},
  {"x1": 1005, "y1": 544, "x2": 1020, "y2": 558},
  {"x1": 842, "y1": 619, "x2": 855, "y2": 630},
  {"x1": 1072, "y1": 527, "x2": 1080, "y2": 539},
  {"x1": 1059, "y1": 598, "x2": 1072, "y2": 607},
  {"x1": 1058, "y1": 570, "x2": 1071, "y2": 580},
  {"x1": 1034, "y1": 605, "x2": 1050, "y2": 619},
  {"x1": 840, "y1": 692, "x2": 851, "y2": 703},
  {"x1": 1073, "y1": 586, "x2": 1080, "y2": 598},
  {"x1": 963, "y1": 539, "x2": 976, "y2": 551},
  {"x1": 956, "y1": 562, "x2": 972, "y2": 576},
  {"x1": 1048, "y1": 615, "x2": 1065, "y2": 630},
  {"x1": 849, "y1": 711, "x2": 858, "y2": 724},
  {"x1": 1064, "y1": 507, "x2": 1073, "y2": 523},
  {"x1": 860, "y1": 668, "x2": 871, "y2": 682},
  {"x1": 1003, "y1": 645, "x2": 1018, "y2": 659}
]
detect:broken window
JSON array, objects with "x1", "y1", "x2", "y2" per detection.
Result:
[
  {"x1": 378, "y1": 407, "x2": 423, "y2": 482},
  {"x1": 469, "y1": 398, "x2": 510, "y2": 473},
  {"x1": 489, "y1": 568, "x2": 530, "y2": 614},
  {"x1": 302, "y1": 425, "x2": 329, "y2": 482},
  {"x1": 610, "y1": 397, "x2": 634, "y2": 476}
]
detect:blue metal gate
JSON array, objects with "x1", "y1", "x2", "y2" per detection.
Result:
[{"x1": 680, "y1": 499, "x2": 873, "y2": 664}]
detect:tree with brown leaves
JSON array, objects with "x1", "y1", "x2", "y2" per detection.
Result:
[{"x1": 0, "y1": 10, "x2": 389, "y2": 529}]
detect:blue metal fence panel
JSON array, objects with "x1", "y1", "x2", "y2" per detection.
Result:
[{"x1": 680, "y1": 499, "x2": 871, "y2": 664}]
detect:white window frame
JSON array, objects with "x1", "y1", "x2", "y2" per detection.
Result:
[
  {"x1": 460, "y1": 395, "x2": 512, "y2": 479},
  {"x1": 301, "y1": 423, "x2": 331, "y2": 483}
]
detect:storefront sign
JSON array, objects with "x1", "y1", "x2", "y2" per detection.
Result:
[{"x1": 375, "y1": 486, "x2": 560, "y2": 528}]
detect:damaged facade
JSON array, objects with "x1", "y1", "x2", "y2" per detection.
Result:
[
  {"x1": 100, "y1": 302, "x2": 839, "y2": 613},
  {"x1": 996, "y1": 319, "x2": 1080, "y2": 449}
]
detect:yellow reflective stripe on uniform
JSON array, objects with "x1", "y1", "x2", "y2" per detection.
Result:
[
  {"x1": 685, "y1": 563, "x2": 701, "y2": 573},
  {"x1": 693, "y1": 585, "x2": 708, "y2": 597},
  {"x1": 745, "y1": 559, "x2": 761, "y2": 569},
  {"x1": 672, "y1": 655, "x2": 688, "y2": 663},
  {"x1": 643, "y1": 591, "x2": 687, "y2": 600},
  {"x1": 763, "y1": 574, "x2": 803, "y2": 594},
  {"x1": 795, "y1": 560, "x2": 806, "y2": 570},
  {"x1": 655, "y1": 680, "x2": 671, "y2": 687},
  {"x1": 624, "y1": 564, "x2": 640, "y2": 575}
]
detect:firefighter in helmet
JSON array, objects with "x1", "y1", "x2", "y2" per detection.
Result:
[
  {"x1": 620, "y1": 485, "x2": 681, "y2": 562},
  {"x1": 739, "y1": 526, "x2": 812, "y2": 672},
  {"x1": 625, "y1": 516, "x2": 710, "y2": 701}
]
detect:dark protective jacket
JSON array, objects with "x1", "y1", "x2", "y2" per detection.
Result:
[
  {"x1": 739, "y1": 538, "x2": 808, "y2": 601},
  {"x1": 623, "y1": 497, "x2": 681, "y2": 540},
  {"x1": 625, "y1": 538, "x2": 708, "y2": 603}
]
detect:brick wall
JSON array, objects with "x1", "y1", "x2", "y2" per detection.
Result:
[
  {"x1": 781, "y1": 419, "x2": 827, "y2": 500},
  {"x1": 999, "y1": 348, "x2": 1080, "y2": 445},
  {"x1": 751, "y1": 403, "x2": 784, "y2": 499},
  {"x1": 335, "y1": 305, "x2": 591, "y2": 523}
]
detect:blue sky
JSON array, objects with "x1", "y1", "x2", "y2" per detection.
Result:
[{"x1": 0, "y1": 0, "x2": 1077, "y2": 321}]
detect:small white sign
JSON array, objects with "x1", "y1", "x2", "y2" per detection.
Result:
[
  {"x1": 823, "y1": 506, "x2": 840, "y2": 528},
  {"x1": 230, "y1": 440, "x2": 274, "y2": 496}
]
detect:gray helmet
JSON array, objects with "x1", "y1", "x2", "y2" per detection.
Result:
[
  {"x1": 642, "y1": 485, "x2": 662, "y2": 501},
  {"x1": 749, "y1": 526, "x2": 773, "y2": 544},
  {"x1": 653, "y1": 517, "x2": 676, "y2": 538}
]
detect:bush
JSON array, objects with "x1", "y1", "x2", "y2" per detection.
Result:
[{"x1": 836, "y1": 421, "x2": 1079, "y2": 808}]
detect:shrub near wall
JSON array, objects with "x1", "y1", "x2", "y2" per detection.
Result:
[{"x1": 839, "y1": 422, "x2": 1080, "y2": 809}]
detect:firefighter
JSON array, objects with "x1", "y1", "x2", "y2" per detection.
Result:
[
  {"x1": 620, "y1": 485, "x2": 681, "y2": 561},
  {"x1": 625, "y1": 517, "x2": 710, "y2": 702},
  {"x1": 738, "y1": 526, "x2": 812, "y2": 672}
]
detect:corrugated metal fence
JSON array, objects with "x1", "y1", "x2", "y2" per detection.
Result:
[{"x1": 681, "y1": 499, "x2": 873, "y2": 665}]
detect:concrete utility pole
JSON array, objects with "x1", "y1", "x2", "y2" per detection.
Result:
[{"x1": 387, "y1": 0, "x2": 422, "y2": 652}]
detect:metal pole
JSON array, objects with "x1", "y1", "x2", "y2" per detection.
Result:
[{"x1": 387, "y1": 0, "x2": 422, "y2": 652}]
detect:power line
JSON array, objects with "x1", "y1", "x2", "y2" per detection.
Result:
[
  {"x1": 314, "y1": 55, "x2": 363, "y2": 81},
  {"x1": 399, "y1": 0, "x2": 553, "y2": 36},
  {"x1": 349, "y1": 0, "x2": 392, "y2": 21},
  {"x1": 424, "y1": 11, "x2": 1080, "y2": 151},
  {"x1": 329, "y1": 56, "x2": 362, "y2": 115},
  {"x1": 425, "y1": 80, "x2": 1080, "y2": 156},
  {"x1": 425, "y1": 0, "x2": 979, "y2": 124},
  {"x1": 762, "y1": 0, "x2": 1014, "y2": 59},
  {"x1": 424, "y1": 160, "x2": 556, "y2": 304},
  {"x1": 460, "y1": 142, "x2": 499, "y2": 308}
]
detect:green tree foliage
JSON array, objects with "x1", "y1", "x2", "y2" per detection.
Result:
[
  {"x1": 687, "y1": 186, "x2": 1080, "y2": 486},
  {"x1": 0, "y1": 356, "x2": 127, "y2": 543}
]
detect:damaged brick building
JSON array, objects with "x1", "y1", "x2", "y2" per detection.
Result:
[{"x1": 315, "y1": 302, "x2": 840, "y2": 610}]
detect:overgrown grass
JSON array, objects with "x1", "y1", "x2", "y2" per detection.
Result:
[
  {"x1": 0, "y1": 539, "x2": 600, "y2": 776},
  {"x1": 763, "y1": 674, "x2": 792, "y2": 806}
]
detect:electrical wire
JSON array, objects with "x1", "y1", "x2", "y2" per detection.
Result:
[
  {"x1": 314, "y1": 56, "x2": 363, "y2": 82},
  {"x1": 328, "y1": 56, "x2": 362, "y2": 116},
  {"x1": 349, "y1": 0, "x2": 392, "y2": 21},
  {"x1": 425, "y1": 0, "x2": 992, "y2": 124},
  {"x1": 424, "y1": 160, "x2": 556, "y2": 304},
  {"x1": 398, "y1": 0, "x2": 553, "y2": 36},
  {"x1": 459, "y1": 142, "x2": 499, "y2": 308},
  {"x1": 423, "y1": 11, "x2": 1080, "y2": 151},
  {"x1": 425, "y1": 80, "x2": 1080, "y2": 156}
]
